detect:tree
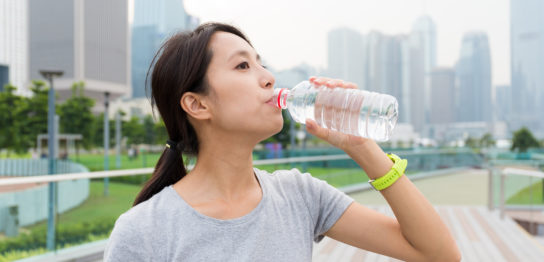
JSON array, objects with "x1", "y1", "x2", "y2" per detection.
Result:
[
  {"x1": 464, "y1": 136, "x2": 479, "y2": 148},
  {"x1": 511, "y1": 127, "x2": 540, "y2": 153},
  {"x1": 58, "y1": 82, "x2": 95, "y2": 149},
  {"x1": 154, "y1": 118, "x2": 168, "y2": 146},
  {"x1": 91, "y1": 113, "x2": 116, "y2": 148},
  {"x1": 18, "y1": 81, "x2": 49, "y2": 152},
  {"x1": 142, "y1": 115, "x2": 156, "y2": 145},
  {"x1": 0, "y1": 84, "x2": 25, "y2": 155},
  {"x1": 122, "y1": 116, "x2": 144, "y2": 146},
  {"x1": 480, "y1": 133, "x2": 495, "y2": 148}
]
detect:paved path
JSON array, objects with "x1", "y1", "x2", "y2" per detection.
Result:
[
  {"x1": 313, "y1": 169, "x2": 544, "y2": 261},
  {"x1": 312, "y1": 206, "x2": 544, "y2": 262}
]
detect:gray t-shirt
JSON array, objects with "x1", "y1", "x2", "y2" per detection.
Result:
[{"x1": 103, "y1": 168, "x2": 354, "y2": 261}]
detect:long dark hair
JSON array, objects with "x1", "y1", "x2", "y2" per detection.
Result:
[{"x1": 133, "y1": 23, "x2": 252, "y2": 206}]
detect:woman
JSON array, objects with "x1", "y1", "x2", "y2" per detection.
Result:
[{"x1": 104, "y1": 22, "x2": 460, "y2": 261}]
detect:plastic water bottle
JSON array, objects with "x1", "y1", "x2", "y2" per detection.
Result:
[{"x1": 273, "y1": 81, "x2": 398, "y2": 141}]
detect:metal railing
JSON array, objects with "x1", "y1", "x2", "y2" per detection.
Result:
[
  {"x1": 487, "y1": 164, "x2": 544, "y2": 219},
  {"x1": 0, "y1": 149, "x2": 484, "y2": 186},
  {"x1": 0, "y1": 154, "x2": 356, "y2": 186}
]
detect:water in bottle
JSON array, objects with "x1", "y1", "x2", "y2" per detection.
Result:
[{"x1": 273, "y1": 81, "x2": 398, "y2": 141}]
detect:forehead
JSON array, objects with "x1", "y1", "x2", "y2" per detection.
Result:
[{"x1": 208, "y1": 31, "x2": 256, "y2": 61}]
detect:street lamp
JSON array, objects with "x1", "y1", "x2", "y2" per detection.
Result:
[
  {"x1": 39, "y1": 70, "x2": 63, "y2": 251},
  {"x1": 104, "y1": 92, "x2": 110, "y2": 196}
]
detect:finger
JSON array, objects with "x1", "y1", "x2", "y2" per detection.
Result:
[
  {"x1": 344, "y1": 82, "x2": 358, "y2": 89},
  {"x1": 313, "y1": 77, "x2": 332, "y2": 86}
]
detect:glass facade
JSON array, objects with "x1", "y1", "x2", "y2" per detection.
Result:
[
  {"x1": 131, "y1": 0, "x2": 199, "y2": 98},
  {"x1": 510, "y1": 0, "x2": 544, "y2": 136}
]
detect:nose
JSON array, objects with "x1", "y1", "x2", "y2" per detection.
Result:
[{"x1": 260, "y1": 68, "x2": 275, "y2": 89}]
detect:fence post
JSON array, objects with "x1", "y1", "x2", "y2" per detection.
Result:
[
  {"x1": 500, "y1": 171, "x2": 505, "y2": 220},
  {"x1": 488, "y1": 167, "x2": 494, "y2": 211}
]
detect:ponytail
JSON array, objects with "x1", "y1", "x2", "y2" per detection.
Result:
[{"x1": 133, "y1": 142, "x2": 187, "y2": 206}]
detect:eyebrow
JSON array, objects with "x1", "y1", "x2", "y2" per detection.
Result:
[{"x1": 228, "y1": 50, "x2": 261, "y2": 63}]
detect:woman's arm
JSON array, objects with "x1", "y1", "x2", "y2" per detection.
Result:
[{"x1": 305, "y1": 77, "x2": 461, "y2": 261}]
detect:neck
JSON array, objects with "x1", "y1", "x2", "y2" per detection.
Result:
[{"x1": 185, "y1": 131, "x2": 259, "y2": 199}]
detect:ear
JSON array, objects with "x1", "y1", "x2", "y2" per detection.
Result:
[{"x1": 180, "y1": 92, "x2": 211, "y2": 120}]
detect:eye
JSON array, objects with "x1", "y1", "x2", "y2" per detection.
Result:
[
  {"x1": 236, "y1": 61, "x2": 249, "y2": 70},
  {"x1": 261, "y1": 64, "x2": 268, "y2": 69}
]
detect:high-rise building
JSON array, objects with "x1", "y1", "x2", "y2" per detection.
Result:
[
  {"x1": 430, "y1": 68, "x2": 456, "y2": 124},
  {"x1": 327, "y1": 27, "x2": 365, "y2": 89},
  {"x1": 455, "y1": 32, "x2": 492, "y2": 123},
  {"x1": 29, "y1": 0, "x2": 130, "y2": 110},
  {"x1": 510, "y1": 0, "x2": 544, "y2": 136},
  {"x1": 0, "y1": 0, "x2": 28, "y2": 93},
  {"x1": 410, "y1": 16, "x2": 437, "y2": 132},
  {"x1": 364, "y1": 32, "x2": 411, "y2": 123},
  {"x1": 131, "y1": 0, "x2": 199, "y2": 98},
  {"x1": 495, "y1": 85, "x2": 512, "y2": 122}
]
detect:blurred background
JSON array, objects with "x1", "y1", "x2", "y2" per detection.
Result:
[{"x1": 0, "y1": 0, "x2": 543, "y2": 261}]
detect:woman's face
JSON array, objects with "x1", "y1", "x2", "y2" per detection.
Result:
[{"x1": 203, "y1": 32, "x2": 283, "y2": 140}]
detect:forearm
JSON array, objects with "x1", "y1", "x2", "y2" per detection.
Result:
[{"x1": 344, "y1": 140, "x2": 459, "y2": 260}]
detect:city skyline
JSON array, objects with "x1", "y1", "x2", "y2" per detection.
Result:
[{"x1": 184, "y1": 0, "x2": 510, "y2": 86}]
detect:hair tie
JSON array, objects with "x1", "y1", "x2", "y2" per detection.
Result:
[{"x1": 166, "y1": 140, "x2": 178, "y2": 150}]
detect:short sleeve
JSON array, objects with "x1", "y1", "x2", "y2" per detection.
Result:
[
  {"x1": 293, "y1": 169, "x2": 354, "y2": 243},
  {"x1": 103, "y1": 214, "x2": 150, "y2": 262}
]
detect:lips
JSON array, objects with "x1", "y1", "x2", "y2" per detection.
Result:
[{"x1": 265, "y1": 95, "x2": 277, "y2": 107}]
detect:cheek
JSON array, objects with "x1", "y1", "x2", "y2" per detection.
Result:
[{"x1": 213, "y1": 99, "x2": 261, "y2": 128}]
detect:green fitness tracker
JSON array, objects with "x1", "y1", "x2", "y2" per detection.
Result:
[{"x1": 368, "y1": 153, "x2": 408, "y2": 191}]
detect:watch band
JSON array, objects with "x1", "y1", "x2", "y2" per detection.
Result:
[{"x1": 368, "y1": 153, "x2": 408, "y2": 191}]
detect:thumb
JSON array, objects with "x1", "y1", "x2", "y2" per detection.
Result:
[{"x1": 305, "y1": 119, "x2": 330, "y2": 141}]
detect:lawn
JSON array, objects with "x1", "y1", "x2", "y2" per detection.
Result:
[
  {"x1": 25, "y1": 181, "x2": 142, "y2": 232},
  {"x1": 69, "y1": 153, "x2": 162, "y2": 171},
  {"x1": 507, "y1": 180, "x2": 544, "y2": 205},
  {"x1": 69, "y1": 153, "x2": 371, "y2": 187},
  {"x1": 0, "y1": 181, "x2": 142, "y2": 261}
]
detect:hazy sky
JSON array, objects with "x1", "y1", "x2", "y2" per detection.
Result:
[{"x1": 183, "y1": 0, "x2": 510, "y2": 86}]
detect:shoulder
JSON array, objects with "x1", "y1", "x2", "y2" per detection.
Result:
[
  {"x1": 108, "y1": 186, "x2": 175, "y2": 242},
  {"x1": 119, "y1": 186, "x2": 172, "y2": 225},
  {"x1": 105, "y1": 187, "x2": 174, "y2": 260},
  {"x1": 254, "y1": 167, "x2": 325, "y2": 196}
]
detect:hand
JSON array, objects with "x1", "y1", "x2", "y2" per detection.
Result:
[{"x1": 305, "y1": 76, "x2": 373, "y2": 152}]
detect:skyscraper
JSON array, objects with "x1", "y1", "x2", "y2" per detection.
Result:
[
  {"x1": 495, "y1": 85, "x2": 512, "y2": 122},
  {"x1": 326, "y1": 27, "x2": 365, "y2": 89},
  {"x1": 131, "y1": 0, "x2": 199, "y2": 98},
  {"x1": 29, "y1": 0, "x2": 130, "y2": 109},
  {"x1": 0, "y1": 0, "x2": 28, "y2": 93},
  {"x1": 364, "y1": 32, "x2": 411, "y2": 123},
  {"x1": 510, "y1": 0, "x2": 544, "y2": 136},
  {"x1": 455, "y1": 32, "x2": 492, "y2": 123},
  {"x1": 409, "y1": 15, "x2": 437, "y2": 132},
  {"x1": 430, "y1": 68, "x2": 456, "y2": 124}
]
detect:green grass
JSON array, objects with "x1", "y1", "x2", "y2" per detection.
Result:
[
  {"x1": 1, "y1": 181, "x2": 141, "y2": 261},
  {"x1": 507, "y1": 180, "x2": 544, "y2": 205},
  {"x1": 255, "y1": 163, "x2": 369, "y2": 188},
  {"x1": 26, "y1": 181, "x2": 142, "y2": 232},
  {"x1": 69, "y1": 153, "x2": 162, "y2": 171},
  {"x1": 0, "y1": 152, "x2": 31, "y2": 159}
]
